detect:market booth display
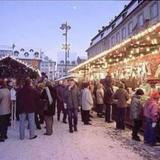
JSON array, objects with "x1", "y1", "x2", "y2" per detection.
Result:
[
  {"x1": 69, "y1": 22, "x2": 160, "y2": 85},
  {"x1": 69, "y1": 22, "x2": 160, "y2": 136}
]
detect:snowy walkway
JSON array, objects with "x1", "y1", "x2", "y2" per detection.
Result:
[{"x1": 0, "y1": 115, "x2": 159, "y2": 160}]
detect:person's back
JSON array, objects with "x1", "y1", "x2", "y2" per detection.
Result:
[
  {"x1": 143, "y1": 91, "x2": 160, "y2": 146},
  {"x1": 144, "y1": 98, "x2": 158, "y2": 122},
  {"x1": 96, "y1": 88, "x2": 104, "y2": 105},
  {"x1": 104, "y1": 86, "x2": 113, "y2": 105},
  {"x1": 17, "y1": 86, "x2": 38, "y2": 114},
  {"x1": 0, "y1": 80, "x2": 11, "y2": 142},
  {"x1": 0, "y1": 88, "x2": 11, "y2": 116},
  {"x1": 114, "y1": 88, "x2": 129, "y2": 108},
  {"x1": 130, "y1": 94, "x2": 142, "y2": 120},
  {"x1": 113, "y1": 83, "x2": 129, "y2": 130},
  {"x1": 82, "y1": 88, "x2": 93, "y2": 111}
]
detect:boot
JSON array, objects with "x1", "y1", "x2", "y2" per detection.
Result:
[
  {"x1": 74, "y1": 126, "x2": 77, "y2": 132},
  {"x1": 132, "y1": 135, "x2": 141, "y2": 141},
  {"x1": 69, "y1": 128, "x2": 73, "y2": 133}
]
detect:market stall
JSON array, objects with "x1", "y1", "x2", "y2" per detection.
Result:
[
  {"x1": 0, "y1": 56, "x2": 41, "y2": 79},
  {"x1": 69, "y1": 22, "x2": 160, "y2": 138}
]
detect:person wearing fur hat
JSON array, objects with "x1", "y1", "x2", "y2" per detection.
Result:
[{"x1": 144, "y1": 91, "x2": 160, "y2": 146}]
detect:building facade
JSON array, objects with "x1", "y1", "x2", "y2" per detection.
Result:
[
  {"x1": 86, "y1": 0, "x2": 160, "y2": 58},
  {"x1": 12, "y1": 48, "x2": 42, "y2": 69},
  {"x1": 0, "y1": 46, "x2": 56, "y2": 80},
  {"x1": 0, "y1": 45, "x2": 13, "y2": 58},
  {"x1": 56, "y1": 60, "x2": 76, "y2": 79},
  {"x1": 40, "y1": 54, "x2": 56, "y2": 80}
]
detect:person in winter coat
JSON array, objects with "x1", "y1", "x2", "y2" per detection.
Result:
[
  {"x1": 35, "y1": 83, "x2": 45, "y2": 128},
  {"x1": 143, "y1": 91, "x2": 160, "y2": 146},
  {"x1": 65, "y1": 79, "x2": 81, "y2": 133},
  {"x1": 16, "y1": 78, "x2": 38, "y2": 140},
  {"x1": 113, "y1": 82, "x2": 129, "y2": 130},
  {"x1": 104, "y1": 81, "x2": 114, "y2": 123},
  {"x1": 56, "y1": 81, "x2": 67, "y2": 123},
  {"x1": 0, "y1": 80, "x2": 11, "y2": 142},
  {"x1": 41, "y1": 81, "x2": 56, "y2": 135},
  {"x1": 82, "y1": 82, "x2": 93, "y2": 125},
  {"x1": 96, "y1": 83, "x2": 104, "y2": 118},
  {"x1": 130, "y1": 89, "x2": 144, "y2": 141}
]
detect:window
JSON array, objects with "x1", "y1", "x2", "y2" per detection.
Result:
[
  {"x1": 138, "y1": 13, "x2": 144, "y2": 26},
  {"x1": 34, "y1": 52, "x2": 39, "y2": 57},
  {"x1": 116, "y1": 32, "x2": 120, "y2": 43},
  {"x1": 20, "y1": 48, "x2": 25, "y2": 52},
  {"x1": 101, "y1": 33, "x2": 104, "y2": 38},
  {"x1": 122, "y1": 11, "x2": 127, "y2": 19},
  {"x1": 111, "y1": 36, "x2": 115, "y2": 46},
  {"x1": 67, "y1": 61, "x2": 70, "y2": 64},
  {"x1": 24, "y1": 52, "x2": 29, "y2": 57},
  {"x1": 150, "y1": 2, "x2": 158, "y2": 19},
  {"x1": 111, "y1": 23, "x2": 116, "y2": 30},
  {"x1": 122, "y1": 27, "x2": 126, "y2": 39},
  {"x1": 60, "y1": 60, "x2": 64, "y2": 64},
  {"x1": 29, "y1": 49, "x2": 34, "y2": 52},
  {"x1": 128, "y1": 21, "x2": 133, "y2": 35},
  {"x1": 14, "y1": 51, "x2": 19, "y2": 56}
]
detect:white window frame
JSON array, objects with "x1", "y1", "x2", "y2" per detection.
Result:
[
  {"x1": 116, "y1": 32, "x2": 120, "y2": 43},
  {"x1": 122, "y1": 27, "x2": 126, "y2": 39},
  {"x1": 150, "y1": 2, "x2": 158, "y2": 19},
  {"x1": 128, "y1": 21, "x2": 133, "y2": 35},
  {"x1": 138, "y1": 13, "x2": 144, "y2": 26}
]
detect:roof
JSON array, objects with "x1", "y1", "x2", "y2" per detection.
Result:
[
  {"x1": 55, "y1": 74, "x2": 76, "y2": 82},
  {"x1": 0, "y1": 55, "x2": 41, "y2": 78},
  {"x1": 91, "y1": 0, "x2": 136, "y2": 42}
]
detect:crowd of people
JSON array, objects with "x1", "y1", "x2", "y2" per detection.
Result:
[{"x1": 0, "y1": 73, "x2": 160, "y2": 147}]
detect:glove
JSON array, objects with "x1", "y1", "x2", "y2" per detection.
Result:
[
  {"x1": 64, "y1": 103, "x2": 67, "y2": 109},
  {"x1": 152, "y1": 122, "x2": 156, "y2": 128}
]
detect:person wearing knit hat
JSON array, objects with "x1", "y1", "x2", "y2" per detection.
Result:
[{"x1": 143, "y1": 91, "x2": 160, "y2": 146}]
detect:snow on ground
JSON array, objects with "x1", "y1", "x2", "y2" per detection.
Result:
[{"x1": 0, "y1": 114, "x2": 159, "y2": 160}]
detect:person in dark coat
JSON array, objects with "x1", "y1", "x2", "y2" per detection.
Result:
[
  {"x1": 66, "y1": 79, "x2": 81, "y2": 133},
  {"x1": 34, "y1": 83, "x2": 45, "y2": 129},
  {"x1": 56, "y1": 81, "x2": 67, "y2": 123},
  {"x1": 104, "y1": 82, "x2": 114, "y2": 123},
  {"x1": 16, "y1": 78, "x2": 38, "y2": 140},
  {"x1": 41, "y1": 81, "x2": 56, "y2": 136},
  {"x1": 103, "y1": 72, "x2": 114, "y2": 122}
]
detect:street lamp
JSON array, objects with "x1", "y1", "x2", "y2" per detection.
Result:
[{"x1": 60, "y1": 22, "x2": 71, "y2": 76}]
